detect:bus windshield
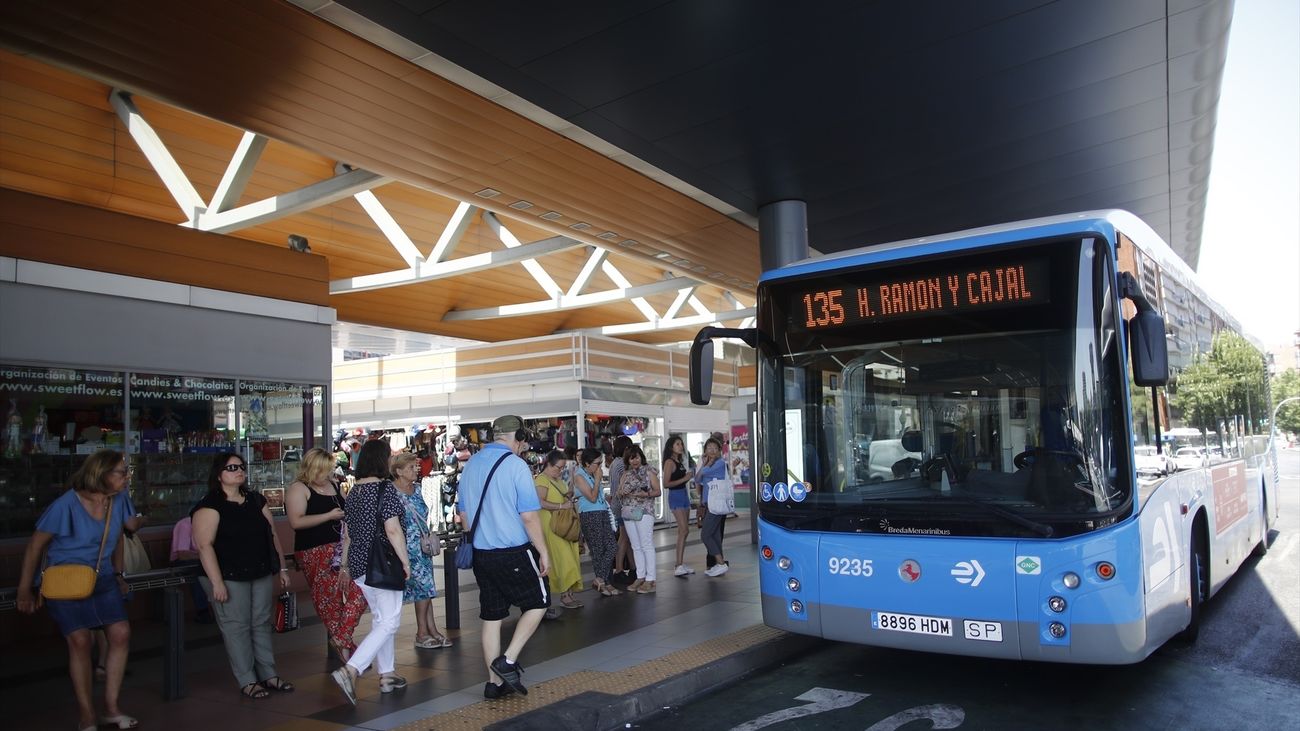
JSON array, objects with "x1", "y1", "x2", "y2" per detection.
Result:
[{"x1": 756, "y1": 237, "x2": 1131, "y2": 538}]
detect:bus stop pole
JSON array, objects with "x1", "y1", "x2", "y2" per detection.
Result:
[
  {"x1": 162, "y1": 585, "x2": 185, "y2": 700},
  {"x1": 442, "y1": 534, "x2": 459, "y2": 629}
]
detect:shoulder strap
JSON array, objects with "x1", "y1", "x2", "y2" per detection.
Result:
[
  {"x1": 94, "y1": 496, "x2": 114, "y2": 574},
  {"x1": 400, "y1": 492, "x2": 429, "y2": 536},
  {"x1": 465, "y1": 452, "x2": 510, "y2": 543},
  {"x1": 373, "y1": 481, "x2": 392, "y2": 532}
]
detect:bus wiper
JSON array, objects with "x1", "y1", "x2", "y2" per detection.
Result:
[{"x1": 937, "y1": 497, "x2": 1054, "y2": 537}]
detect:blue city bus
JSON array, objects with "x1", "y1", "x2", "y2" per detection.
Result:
[{"x1": 690, "y1": 211, "x2": 1278, "y2": 664}]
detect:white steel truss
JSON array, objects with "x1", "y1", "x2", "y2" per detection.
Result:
[
  {"x1": 110, "y1": 88, "x2": 754, "y2": 329},
  {"x1": 330, "y1": 235, "x2": 581, "y2": 294},
  {"x1": 440, "y1": 275, "x2": 697, "y2": 320},
  {"x1": 110, "y1": 88, "x2": 389, "y2": 233}
]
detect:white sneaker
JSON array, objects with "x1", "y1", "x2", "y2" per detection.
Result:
[
  {"x1": 673, "y1": 564, "x2": 691, "y2": 577},
  {"x1": 705, "y1": 564, "x2": 729, "y2": 577}
]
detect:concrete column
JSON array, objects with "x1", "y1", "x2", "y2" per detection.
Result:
[{"x1": 759, "y1": 200, "x2": 809, "y2": 272}]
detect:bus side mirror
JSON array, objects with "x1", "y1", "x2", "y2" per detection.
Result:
[
  {"x1": 1129, "y1": 310, "x2": 1169, "y2": 386},
  {"x1": 1118, "y1": 271, "x2": 1168, "y2": 387},
  {"x1": 690, "y1": 326, "x2": 758, "y2": 405},
  {"x1": 689, "y1": 330, "x2": 716, "y2": 405}
]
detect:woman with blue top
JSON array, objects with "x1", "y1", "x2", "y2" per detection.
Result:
[
  {"x1": 391, "y1": 451, "x2": 451, "y2": 649},
  {"x1": 695, "y1": 438, "x2": 729, "y2": 576},
  {"x1": 16, "y1": 449, "x2": 140, "y2": 731},
  {"x1": 571, "y1": 447, "x2": 620, "y2": 596}
]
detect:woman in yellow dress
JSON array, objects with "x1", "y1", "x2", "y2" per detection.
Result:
[{"x1": 535, "y1": 450, "x2": 584, "y2": 609}]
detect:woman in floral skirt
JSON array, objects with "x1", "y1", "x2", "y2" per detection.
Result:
[
  {"x1": 391, "y1": 452, "x2": 451, "y2": 649},
  {"x1": 286, "y1": 448, "x2": 366, "y2": 663}
]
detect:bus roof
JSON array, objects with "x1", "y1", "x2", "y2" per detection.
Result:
[
  {"x1": 764, "y1": 209, "x2": 1249, "y2": 343},
  {"x1": 763, "y1": 210, "x2": 1160, "y2": 283}
]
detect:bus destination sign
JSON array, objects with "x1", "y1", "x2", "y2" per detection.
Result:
[{"x1": 793, "y1": 259, "x2": 1050, "y2": 331}]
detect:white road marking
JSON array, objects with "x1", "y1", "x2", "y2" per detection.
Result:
[{"x1": 729, "y1": 688, "x2": 871, "y2": 731}]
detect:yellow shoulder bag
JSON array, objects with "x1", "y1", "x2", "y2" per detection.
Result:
[{"x1": 41, "y1": 497, "x2": 113, "y2": 600}]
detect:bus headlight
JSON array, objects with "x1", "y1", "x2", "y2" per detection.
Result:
[
  {"x1": 1048, "y1": 622, "x2": 1067, "y2": 639},
  {"x1": 777, "y1": 556, "x2": 793, "y2": 571},
  {"x1": 1062, "y1": 572, "x2": 1081, "y2": 589},
  {"x1": 1048, "y1": 596, "x2": 1067, "y2": 613},
  {"x1": 790, "y1": 599, "x2": 805, "y2": 614},
  {"x1": 787, "y1": 577, "x2": 801, "y2": 592}
]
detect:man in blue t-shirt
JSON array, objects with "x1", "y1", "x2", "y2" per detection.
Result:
[{"x1": 457, "y1": 414, "x2": 550, "y2": 699}]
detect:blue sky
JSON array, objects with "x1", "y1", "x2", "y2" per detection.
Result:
[{"x1": 1199, "y1": 0, "x2": 1300, "y2": 348}]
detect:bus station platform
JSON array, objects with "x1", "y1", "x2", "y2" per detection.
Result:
[{"x1": 3, "y1": 513, "x2": 818, "y2": 731}]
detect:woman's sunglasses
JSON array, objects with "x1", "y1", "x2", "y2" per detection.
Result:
[{"x1": 222, "y1": 463, "x2": 247, "y2": 472}]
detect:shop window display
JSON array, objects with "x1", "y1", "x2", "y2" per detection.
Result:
[
  {"x1": 238, "y1": 381, "x2": 325, "y2": 513},
  {"x1": 0, "y1": 363, "x2": 327, "y2": 539},
  {"x1": 0, "y1": 365, "x2": 125, "y2": 537},
  {"x1": 127, "y1": 373, "x2": 237, "y2": 524}
]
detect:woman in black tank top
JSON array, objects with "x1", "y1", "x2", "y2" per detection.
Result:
[
  {"x1": 286, "y1": 448, "x2": 366, "y2": 664},
  {"x1": 662, "y1": 435, "x2": 696, "y2": 576}
]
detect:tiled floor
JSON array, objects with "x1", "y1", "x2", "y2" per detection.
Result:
[{"x1": 4, "y1": 514, "x2": 761, "y2": 731}]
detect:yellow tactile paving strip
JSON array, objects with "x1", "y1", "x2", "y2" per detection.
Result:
[{"x1": 395, "y1": 623, "x2": 787, "y2": 731}]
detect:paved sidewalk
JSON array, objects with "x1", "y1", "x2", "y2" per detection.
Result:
[{"x1": 4, "y1": 512, "x2": 789, "y2": 731}]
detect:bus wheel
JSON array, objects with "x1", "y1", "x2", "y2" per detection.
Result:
[
  {"x1": 1177, "y1": 529, "x2": 1207, "y2": 643},
  {"x1": 1252, "y1": 490, "x2": 1270, "y2": 557}
]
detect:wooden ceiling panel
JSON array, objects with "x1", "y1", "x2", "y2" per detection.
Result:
[{"x1": 0, "y1": 5, "x2": 759, "y2": 344}]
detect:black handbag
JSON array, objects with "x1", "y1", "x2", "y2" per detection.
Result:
[
  {"x1": 454, "y1": 453, "x2": 510, "y2": 570},
  {"x1": 365, "y1": 482, "x2": 407, "y2": 590}
]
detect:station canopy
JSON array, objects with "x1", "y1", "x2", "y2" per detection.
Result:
[{"x1": 0, "y1": 0, "x2": 1231, "y2": 345}]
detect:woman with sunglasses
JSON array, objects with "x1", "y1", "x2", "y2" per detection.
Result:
[
  {"x1": 287, "y1": 447, "x2": 366, "y2": 663},
  {"x1": 17, "y1": 449, "x2": 139, "y2": 731},
  {"x1": 192, "y1": 452, "x2": 294, "y2": 699}
]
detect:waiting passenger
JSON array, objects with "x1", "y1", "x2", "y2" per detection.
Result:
[
  {"x1": 391, "y1": 451, "x2": 452, "y2": 649},
  {"x1": 170, "y1": 514, "x2": 213, "y2": 624},
  {"x1": 617, "y1": 445, "x2": 661, "y2": 593},
  {"x1": 286, "y1": 447, "x2": 365, "y2": 663},
  {"x1": 16, "y1": 449, "x2": 139, "y2": 731},
  {"x1": 606, "y1": 435, "x2": 636, "y2": 583},
  {"x1": 662, "y1": 435, "x2": 696, "y2": 577},
  {"x1": 696, "y1": 438, "x2": 730, "y2": 576},
  {"x1": 192, "y1": 451, "x2": 295, "y2": 699},
  {"x1": 535, "y1": 449, "x2": 584, "y2": 612},
  {"x1": 573, "y1": 447, "x2": 620, "y2": 596}
]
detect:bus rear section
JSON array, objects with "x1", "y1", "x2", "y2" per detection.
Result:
[{"x1": 757, "y1": 518, "x2": 1151, "y2": 663}]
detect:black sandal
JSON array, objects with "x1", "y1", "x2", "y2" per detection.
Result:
[
  {"x1": 241, "y1": 682, "x2": 270, "y2": 699},
  {"x1": 261, "y1": 676, "x2": 295, "y2": 693}
]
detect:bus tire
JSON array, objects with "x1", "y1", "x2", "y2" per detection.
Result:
[
  {"x1": 1177, "y1": 525, "x2": 1207, "y2": 644},
  {"x1": 1252, "y1": 489, "x2": 1270, "y2": 557}
]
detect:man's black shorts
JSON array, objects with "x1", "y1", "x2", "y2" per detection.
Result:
[{"x1": 473, "y1": 544, "x2": 551, "y2": 620}]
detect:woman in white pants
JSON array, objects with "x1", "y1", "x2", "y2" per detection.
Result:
[
  {"x1": 616, "y1": 446, "x2": 661, "y2": 593},
  {"x1": 331, "y1": 440, "x2": 410, "y2": 705}
]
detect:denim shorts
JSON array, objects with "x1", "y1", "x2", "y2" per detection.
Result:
[
  {"x1": 45, "y1": 573, "x2": 128, "y2": 636},
  {"x1": 667, "y1": 488, "x2": 691, "y2": 511}
]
